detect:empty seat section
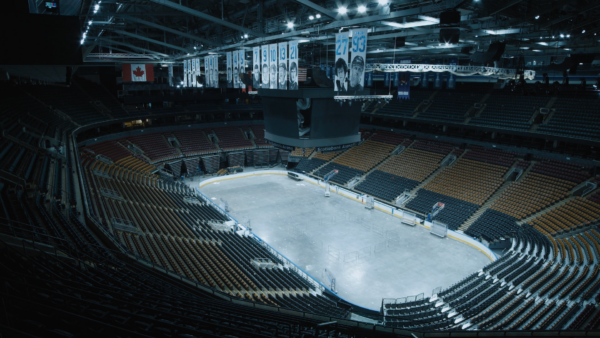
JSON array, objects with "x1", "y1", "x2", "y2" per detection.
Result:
[
  {"x1": 470, "y1": 91, "x2": 548, "y2": 131},
  {"x1": 172, "y1": 129, "x2": 217, "y2": 155},
  {"x1": 538, "y1": 92, "x2": 600, "y2": 141},
  {"x1": 211, "y1": 126, "x2": 253, "y2": 150}
]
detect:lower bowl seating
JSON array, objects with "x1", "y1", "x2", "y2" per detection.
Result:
[
  {"x1": 315, "y1": 163, "x2": 365, "y2": 185},
  {"x1": 406, "y1": 189, "x2": 479, "y2": 230},
  {"x1": 465, "y1": 209, "x2": 519, "y2": 241},
  {"x1": 356, "y1": 170, "x2": 419, "y2": 202}
]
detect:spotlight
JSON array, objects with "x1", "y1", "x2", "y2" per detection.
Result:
[
  {"x1": 358, "y1": 5, "x2": 367, "y2": 13},
  {"x1": 244, "y1": 33, "x2": 248, "y2": 38},
  {"x1": 566, "y1": 34, "x2": 570, "y2": 37},
  {"x1": 582, "y1": 30, "x2": 586, "y2": 33},
  {"x1": 309, "y1": 15, "x2": 314, "y2": 20},
  {"x1": 287, "y1": 22, "x2": 294, "y2": 28},
  {"x1": 316, "y1": 14, "x2": 321, "y2": 18},
  {"x1": 560, "y1": 34, "x2": 564, "y2": 38},
  {"x1": 338, "y1": 7, "x2": 347, "y2": 14},
  {"x1": 535, "y1": 15, "x2": 539, "y2": 19},
  {"x1": 193, "y1": 46, "x2": 197, "y2": 50},
  {"x1": 378, "y1": 0, "x2": 387, "y2": 4}
]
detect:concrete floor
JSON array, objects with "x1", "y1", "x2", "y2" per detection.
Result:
[{"x1": 196, "y1": 173, "x2": 491, "y2": 311}]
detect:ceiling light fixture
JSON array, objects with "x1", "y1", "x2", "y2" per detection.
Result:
[
  {"x1": 287, "y1": 22, "x2": 294, "y2": 28},
  {"x1": 316, "y1": 14, "x2": 321, "y2": 18},
  {"x1": 358, "y1": 5, "x2": 367, "y2": 13},
  {"x1": 535, "y1": 15, "x2": 539, "y2": 19},
  {"x1": 309, "y1": 15, "x2": 314, "y2": 20},
  {"x1": 582, "y1": 30, "x2": 586, "y2": 33},
  {"x1": 338, "y1": 7, "x2": 347, "y2": 14},
  {"x1": 378, "y1": 0, "x2": 388, "y2": 5},
  {"x1": 566, "y1": 34, "x2": 570, "y2": 37},
  {"x1": 244, "y1": 33, "x2": 248, "y2": 38}
]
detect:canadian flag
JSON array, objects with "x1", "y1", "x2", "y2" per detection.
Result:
[{"x1": 123, "y1": 64, "x2": 154, "y2": 82}]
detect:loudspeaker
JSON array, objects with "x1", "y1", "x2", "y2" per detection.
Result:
[
  {"x1": 470, "y1": 42, "x2": 506, "y2": 64},
  {"x1": 239, "y1": 73, "x2": 252, "y2": 86},
  {"x1": 439, "y1": 28, "x2": 460, "y2": 44},
  {"x1": 394, "y1": 37, "x2": 405, "y2": 47},
  {"x1": 440, "y1": 10, "x2": 461, "y2": 25},
  {"x1": 312, "y1": 67, "x2": 333, "y2": 88}
]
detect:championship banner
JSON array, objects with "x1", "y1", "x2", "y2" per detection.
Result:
[
  {"x1": 447, "y1": 58, "x2": 457, "y2": 89},
  {"x1": 168, "y1": 64, "x2": 173, "y2": 87},
  {"x1": 261, "y1": 45, "x2": 269, "y2": 88},
  {"x1": 238, "y1": 50, "x2": 245, "y2": 89},
  {"x1": 191, "y1": 59, "x2": 196, "y2": 87},
  {"x1": 186, "y1": 60, "x2": 191, "y2": 87},
  {"x1": 195, "y1": 58, "x2": 201, "y2": 87},
  {"x1": 289, "y1": 41, "x2": 298, "y2": 90},
  {"x1": 349, "y1": 28, "x2": 367, "y2": 93},
  {"x1": 252, "y1": 47, "x2": 260, "y2": 89},
  {"x1": 365, "y1": 70, "x2": 373, "y2": 87},
  {"x1": 226, "y1": 52, "x2": 232, "y2": 87},
  {"x1": 233, "y1": 51, "x2": 238, "y2": 88},
  {"x1": 182, "y1": 61, "x2": 187, "y2": 87},
  {"x1": 278, "y1": 42, "x2": 287, "y2": 90},
  {"x1": 269, "y1": 43, "x2": 277, "y2": 89},
  {"x1": 421, "y1": 58, "x2": 429, "y2": 88},
  {"x1": 334, "y1": 32, "x2": 349, "y2": 92},
  {"x1": 398, "y1": 58, "x2": 411, "y2": 100}
]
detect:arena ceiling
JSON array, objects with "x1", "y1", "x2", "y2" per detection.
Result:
[{"x1": 81, "y1": 0, "x2": 600, "y2": 65}]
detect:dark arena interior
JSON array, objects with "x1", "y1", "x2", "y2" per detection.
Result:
[{"x1": 2, "y1": 0, "x2": 600, "y2": 336}]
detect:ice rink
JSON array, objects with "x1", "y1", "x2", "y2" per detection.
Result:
[{"x1": 197, "y1": 172, "x2": 491, "y2": 310}]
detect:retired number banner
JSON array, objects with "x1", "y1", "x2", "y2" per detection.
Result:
[
  {"x1": 261, "y1": 45, "x2": 269, "y2": 88},
  {"x1": 226, "y1": 52, "x2": 232, "y2": 87},
  {"x1": 252, "y1": 47, "x2": 260, "y2": 89},
  {"x1": 288, "y1": 41, "x2": 298, "y2": 90},
  {"x1": 233, "y1": 51, "x2": 238, "y2": 88},
  {"x1": 334, "y1": 32, "x2": 349, "y2": 92},
  {"x1": 269, "y1": 44, "x2": 277, "y2": 89},
  {"x1": 238, "y1": 50, "x2": 245, "y2": 89},
  {"x1": 182, "y1": 61, "x2": 187, "y2": 87},
  {"x1": 190, "y1": 59, "x2": 196, "y2": 87},
  {"x1": 349, "y1": 28, "x2": 367, "y2": 93},
  {"x1": 278, "y1": 42, "x2": 287, "y2": 90}
]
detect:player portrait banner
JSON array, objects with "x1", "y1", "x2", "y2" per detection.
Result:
[
  {"x1": 334, "y1": 32, "x2": 349, "y2": 92},
  {"x1": 238, "y1": 50, "x2": 245, "y2": 89},
  {"x1": 349, "y1": 28, "x2": 367, "y2": 93},
  {"x1": 252, "y1": 47, "x2": 260, "y2": 89},
  {"x1": 233, "y1": 51, "x2": 238, "y2": 88},
  {"x1": 194, "y1": 58, "x2": 202, "y2": 88},
  {"x1": 226, "y1": 52, "x2": 232, "y2": 87},
  {"x1": 182, "y1": 61, "x2": 187, "y2": 87},
  {"x1": 191, "y1": 59, "x2": 195, "y2": 87},
  {"x1": 261, "y1": 45, "x2": 269, "y2": 88},
  {"x1": 269, "y1": 43, "x2": 277, "y2": 89},
  {"x1": 168, "y1": 64, "x2": 173, "y2": 87},
  {"x1": 288, "y1": 41, "x2": 298, "y2": 90},
  {"x1": 213, "y1": 55, "x2": 219, "y2": 88},
  {"x1": 210, "y1": 56, "x2": 215, "y2": 88},
  {"x1": 204, "y1": 56, "x2": 210, "y2": 88},
  {"x1": 186, "y1": 60, "x2": 191, "y2": 87},
  {"x1": 278, "y1": 42, "x2": 287, "y2": 90}
]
